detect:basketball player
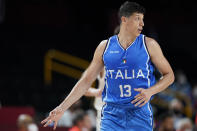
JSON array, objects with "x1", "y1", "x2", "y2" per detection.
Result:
[{"x1": 41, "y1": 1, "x2": 174, "y2": 131}]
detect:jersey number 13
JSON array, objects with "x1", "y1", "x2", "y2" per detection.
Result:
[{"x1": 119, "y1": 85, "x2": 131, "y2": 97}]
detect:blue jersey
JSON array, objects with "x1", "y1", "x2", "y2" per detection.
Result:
[{"x1": 102, "y1": 34, "x2": 156, "y2": 107}]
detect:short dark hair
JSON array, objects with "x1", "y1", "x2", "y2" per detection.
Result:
[{"x1": 118, "y1": 1, "x2": 146, "y2": 18}]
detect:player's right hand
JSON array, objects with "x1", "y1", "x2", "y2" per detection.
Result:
[{"x1": 41, "y1": 106, "x2": 64, "y2": 130}]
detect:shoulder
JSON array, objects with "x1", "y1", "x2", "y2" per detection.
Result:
[
  {"x1": 92, "y1": 40, "x2": 108, "y2": 60},
  {"x1": 99, "y1": 40, "x2": 108, "y2": 48},
  {"x1": 145, "y1": 36, "x2": 160, "y2": 49},
  {"x1": 144, "y1": 36, "x2": 163, "y2": 57},
  {"x1": 95, "y1": 40, "x2": 108, "y2": 54}
]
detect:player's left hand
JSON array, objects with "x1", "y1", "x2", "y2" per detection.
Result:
[{"x1": 131, "y1": 88, "x2": 153, "y2": 107}]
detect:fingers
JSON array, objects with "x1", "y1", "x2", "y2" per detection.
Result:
[
  {"x1": 134, "y1": 98, "x2": 146, "y2": 107},
  {"x1": 44, "y1": 119, "x2": 53, "y2": 127},
  {"x1": 139, "y1": 100, "x2": 148, "y2": 107},
  {"x1": 41, "y1": 117, "x2": 50, "y2": 124},
  {"x1": 134, "y1": 93, "x2": 143, "y2": 99},
  {"x1": 131, "y1": 95, "x2": 143, "y2": 104},
  {"x1": 132, "y1": 88, "x2": 148, "y2": 107},
  {"x1": 41, "y1": 108, "x2": 60, "y2": 129},
  {"x1": 53, "y1": 121, "x2": 57, "y2": 130},
  {"x1": 134, "y1": 88, "x2": 143, "y2": 92}
]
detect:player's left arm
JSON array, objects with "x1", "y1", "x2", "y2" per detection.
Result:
[{"x1": 132, "y1": 37, "x2": 175, "y2": 107}]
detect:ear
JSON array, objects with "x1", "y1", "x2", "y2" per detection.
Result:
[{"x1": 121, "y1": 16, "x2": 127, "y2": 23}]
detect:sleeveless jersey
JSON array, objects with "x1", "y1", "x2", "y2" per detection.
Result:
[{"x1": 102, "y1": 34, "x2": 156, "y2": 107}]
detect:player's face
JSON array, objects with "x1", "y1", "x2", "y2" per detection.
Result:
[{"x1": 124, "y1": 13, "x2": 144, "y2": 37}]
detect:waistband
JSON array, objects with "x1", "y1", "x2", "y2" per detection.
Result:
[{"x1": 105, "y1": 102, "x2": 145, "y2": 110}]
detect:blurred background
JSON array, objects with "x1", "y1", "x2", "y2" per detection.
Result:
[{"x1": 0, "y1": 0, "x2": 197, "y2": 131}]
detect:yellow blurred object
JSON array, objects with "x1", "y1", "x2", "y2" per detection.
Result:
[{"x1": 44, "y1": 49, "x2": 89, "y2": 85}]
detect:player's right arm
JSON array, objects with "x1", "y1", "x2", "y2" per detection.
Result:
[{"x1": 41, "y1": 40, "x2": 107, "y2": 130}]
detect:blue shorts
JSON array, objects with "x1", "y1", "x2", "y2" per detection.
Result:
[{"x1": 100, "y1": 102, "x2": 153, "y2": 131}]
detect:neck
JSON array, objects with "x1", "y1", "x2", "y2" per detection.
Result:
[{"x1": 118, "y1": 26, "x2": 137, "y2": 48}]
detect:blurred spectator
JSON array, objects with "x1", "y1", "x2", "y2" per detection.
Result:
[
  {"x1": 27, "y1": 123, "x2": 39, "y2": 131},
  {"x1": 57, "y1": 99, "x2": 83, "y2": 127},
  {"x1": 169, "y1": 98, "x2": 185, "y2": 129},
  {"x1": 86, "y1": 109, "x2": 96, "y2": 130},
  {"x1": 168, "y1": 70, "x2": 193, "y2": 118},
  {"x1": 176, "y1": 118, "x2": 193, "y2": 131},
  {"x1": 173, "y1": 70, "x2": 192, "y2": 97},
  {"x1": 69, "y1": 111, "x2": 92, "y2": 131},
  {"x1": 155, "y1": 111, "x2": 175, "y2": 131},
  {"x1": 170, "y1": 99, "x2": 184, "y2": 116},
  {"x1": 82, "y1": 112, "x2": 93, "y2": 131},
  {"x1": 17, "y1": 114, "x2": 38, "y2": 131}
]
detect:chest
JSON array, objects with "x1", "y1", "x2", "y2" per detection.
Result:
[{"x1": 103, "y1": 40, "x2": 148, "y2": 69}]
